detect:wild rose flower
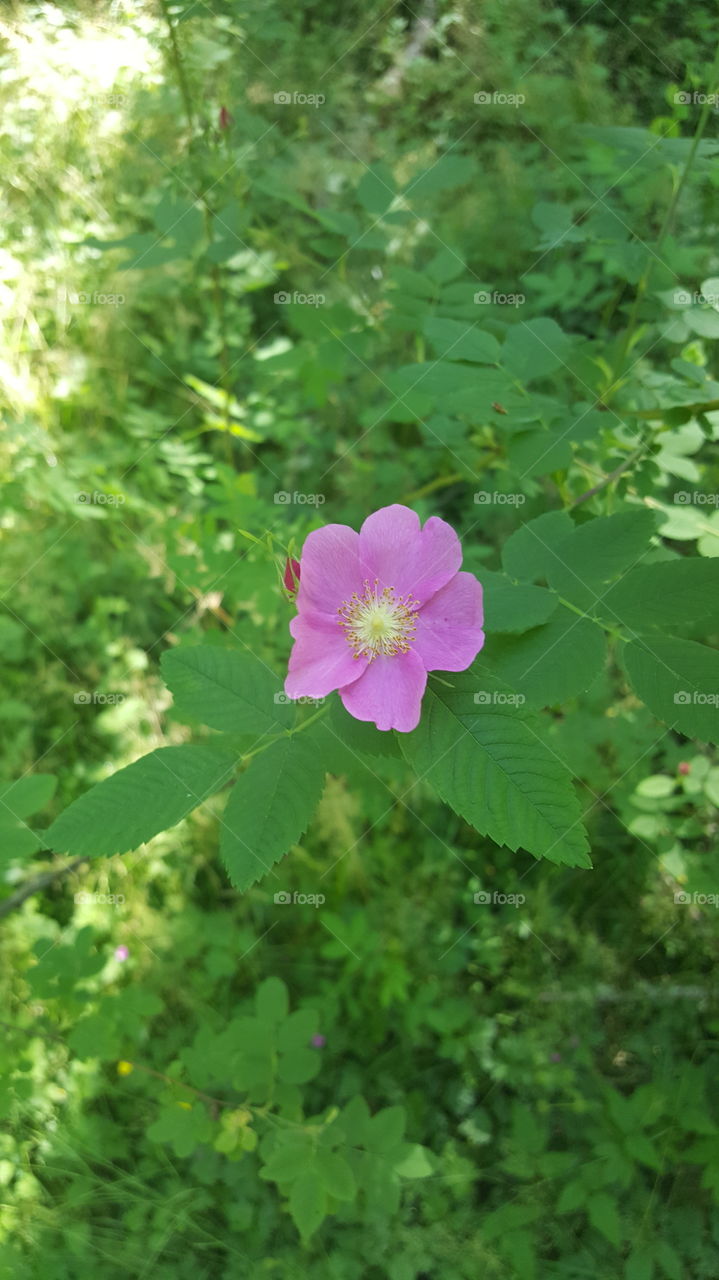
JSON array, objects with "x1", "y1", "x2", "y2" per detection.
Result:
[{"x1": 284, "y1": 504, "x2": 484, "y2": 732}]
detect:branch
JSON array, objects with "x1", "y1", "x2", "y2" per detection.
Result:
[{"x1": 0, "y1": 855, "x2": 89, "y2": 921}]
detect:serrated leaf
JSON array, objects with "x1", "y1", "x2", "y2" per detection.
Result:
[
  {"x1": 400, "y1": 674, "x2": 591, "y2": 866},
  {"x1": 624, "y1": 637, "x2": 719, "y2": 744},
  {"x1": 289, "y1": 1164, "x2": 326, "y2": 1242},
  {"x1": 47, "y1": 746, "x2": 236, "y2": 857},
  {"x1": 219, "y1": 735, "x2": 326, "y2": 889},
  {"x1": 423, "y1": 317, "x2": 501, "y2": 364},
  {"x1": 161, "y1": 645, "x2": 289, "y2": 735},
  {"x1": 481, "y1": 570, "x2": 559, "y2": 633},
  {"x1": 502, "y1": 511, "x2": 575, "y2": 583},
  {"x1": 546, "y1": 510, "x2": 658, "y2": 609},
  {"x1": 599, "y1": 558, "x2": 719, "y2": 633},
  {"x1": 502, "y1": 318, "x2": 573, "y2": 381},
  {"x1": 485, "y1": 606, "x2": 606, "y2": 706}
]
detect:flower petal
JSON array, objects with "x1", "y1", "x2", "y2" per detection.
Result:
[
  {"x1": 285, "y1": 611, "x2": 368, "y2": 699},
  {"x1": 359, "y1": 504, "x2": 461, "y2": 604},
  {"x1": 295, "y1": 523, "x2": 362, "y2": 617},
  {"x1": 339, "y1": 650, "x2": 427, "y2": 732},
  {"x1": 413, "y1": 572, "x2": 485, "y2": 672}
]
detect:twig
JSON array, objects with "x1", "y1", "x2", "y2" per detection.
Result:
[{"x1": 0, "y1": 855, "x2": 89, "y2": 920}]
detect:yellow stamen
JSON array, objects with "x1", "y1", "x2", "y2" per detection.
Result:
[{"x1": 337, "y1": 579, "x2": 419, "y2": 661}]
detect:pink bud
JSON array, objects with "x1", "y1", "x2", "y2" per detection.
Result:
[
  {"x1": 114, "y1": 945, "x2": 129, "y2": 962},
  {"x1": 310, "y1": 1034, "x2": 326, "y2": 1048},
  {"x1": 283, "y1": 558, "x2": 301, "y2": 592},
  {"x1": 678, "y1": 762, "x2": 691, "y2": 776}
]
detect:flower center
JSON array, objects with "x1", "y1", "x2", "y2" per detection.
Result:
[{"x1": 338, "y1": 579, "x2": 419, "y2": 660}]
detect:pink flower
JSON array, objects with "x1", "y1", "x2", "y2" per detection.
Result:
[
  {"x1": 310, "y1": 1034, "x2": 326, "y2": 1048},
  {"x1": 284, "y1": 504, "x2": 484, "y2": 732},
  {"x1": 114, "y1": 945, "x2": 129, "y2": 962}
]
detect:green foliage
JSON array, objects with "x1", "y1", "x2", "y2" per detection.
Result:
[{"x1": 2, "y1": 0, "x2": 719, "y2": 1276}]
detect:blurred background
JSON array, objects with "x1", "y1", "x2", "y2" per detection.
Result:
[{"x1": 1, "y1": 1, "x2": 719, "y2": 1276}]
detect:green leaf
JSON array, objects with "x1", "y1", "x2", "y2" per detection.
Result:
[
  {"x1": 314, "y1": 1150, "x2": 356, "y2": 1201},
  {"x1": 546, "y1": 510, "x2": 658, "y2": 609},
  {"x1": 219, "y1": 735, "x2": 326, "y2": 889},
  {"x1": 423, "y1": 317, "x2": 501, "y2": 364},
  {"x1": 392, "y1": 1143, "x2": 434, "y2": 1178},
  {"x1": 356, "y1": 163, "x2": 395, "y2": 214},
  {"x1": 0, "y1": 774, "x2": 57, "y2": 819},
  {"x1": 485, "y1": 606, "x2": 606, "y2": 706},
  {"x1": 46, "y1": 746, "x2": 236, "y2": 857},
  {"x1": 161, "y1": 645, "x2": 289, "y2": 735},
  {"x1": 289, "y1": 1164, "x2": 326, "y2": 1242},
  {"x1": 623, "y1": 637, "x2": 719, "y2": 745},
  {"x1": 587, "y1": 1192, "x2": 622, "y2": 1246},
  {"x1": 501, "y1": 511, "x2": 575, "y2": 583},
  {"x1": 481, "y1": 570, "x2": 559, "y2": 633},
  {"x1": 366, "y1": 1106, "x2": 406, "y2": 1153},
  {"x1": 502, "y1": 318, "x2": 573, "y2": 382},
  {"x1": 599, "y1": 558, "x2": 719, "y2": 633},
  {"x1": 400, "y1": 673, "x2": 591, "y2": 867},
  {"x1": 255, "y1": 977, "x2": 289, "y2": 1025}
]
